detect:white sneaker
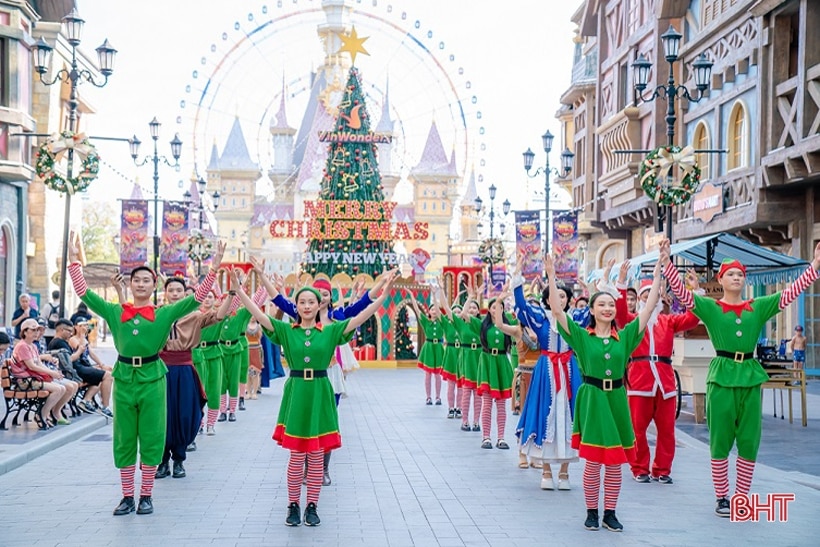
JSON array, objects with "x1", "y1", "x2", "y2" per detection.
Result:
[
  {"x1": 540, "y1": 475, "x2": 555, "y2": 490},
  {"x1": 206, "y1": 425, "x2": 216, "y2": 436}
]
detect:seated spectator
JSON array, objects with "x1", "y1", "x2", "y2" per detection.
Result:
[
  {"x1": 11, "y1": 318, "x2": 70, "y2": 428},
  {"x1": 0, "y1": 331, "x2": 10, "y2": 360},
  {"x1": 33, "y1": 321, "x2": 78, "y2": 423},
  {"x1": 65, "y1": 320, "x2": 114, "y2": 417},
  {"x1": 11, "y1": 293, "x2": 39, "y2": 339},
  {"x1": 70, "y1": 302, "x2": 93, "y2": 328}
]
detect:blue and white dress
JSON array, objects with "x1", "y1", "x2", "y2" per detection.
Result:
[{"x1": 513, "y1": 278, "x2": 585, "y2": 464}]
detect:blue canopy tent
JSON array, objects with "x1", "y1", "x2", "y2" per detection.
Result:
[{"x1": 588, "y1": 232, "x2": 809, "y2": 285}]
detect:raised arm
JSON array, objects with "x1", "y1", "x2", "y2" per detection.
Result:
[
  {"x1": 250, "y1": 256, "x2": 280, "y2": 301},
  {"x1": 344, "y1": 270, "x2": 398, "y2": 334},
  {"x1": 110, "y1": 271, "x2": 127, "y2": 303},
  {"x1": 491, "y1": 299, "x2": 521, "y2": 338},
  {"x1": 636, "y1": 258, "x2": 664, "y2": 332},
  {"x1": 229, "y1": 269, "x2": 273, "y2": 331},
  {"x1": 779, "y1": 241, "x2": 820, "y2": 309},
  {"x1": 544, "y1": 254, "x2": 569, "y2": 333},
  {"x1": 660, "y1": 238, "x2": 694, "y2": 309}
]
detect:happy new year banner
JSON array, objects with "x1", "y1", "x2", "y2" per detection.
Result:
[
  {"x1": 119, "y1": 200, "x2": 149, "y2": 274},
  {"x1": 160, "y1": 201, "x2": 189, "y2": 276}
]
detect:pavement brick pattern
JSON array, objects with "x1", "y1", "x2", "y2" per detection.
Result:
[{"x1": 0, "y1": 368, "x2": 816, "y2": 546}]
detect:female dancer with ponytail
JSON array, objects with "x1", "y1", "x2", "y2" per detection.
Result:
[
  {"x1": 546, "y1": 252, "x2": 663, "y2": 532},
  {"x1": 409, "y1": 296, "x2": 445, "y2": 405}
]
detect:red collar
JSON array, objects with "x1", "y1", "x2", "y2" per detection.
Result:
[
  {"x1": 586, "y1": 325, "x2": 620, "y2": 341},
  {"x1": 716, "y1": 299, "x2": 754, "y2": 318},
  {"x1": 292, "y1": 322, "x2": 323, "y2": 331},
  {"x1": 121, "y1": 303, "x2": 155, "y2": 323}
]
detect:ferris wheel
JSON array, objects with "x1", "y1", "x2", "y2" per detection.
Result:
[{"x1": 174, "y1": 0, "x2": 488, "y2": 201}]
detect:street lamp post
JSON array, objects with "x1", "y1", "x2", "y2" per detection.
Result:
[
  {"x1": 183, "y1": 177, "x2": 220, "y2": 278},
  {"x1": 631, "y1": 25, "x2": 713, "y2": 241},
  {"x1": 523, "y1": 131, "x2": 574, "y2": 255},
  {"x1": 32, "y1": 8, "x2": 117, "y2": 320},
  {"x1": 129, "y1": 118, "x2": 182, "y2": 285},
  {"x1": 474, "y1": 185, "x2": 510, "y2": 291}
]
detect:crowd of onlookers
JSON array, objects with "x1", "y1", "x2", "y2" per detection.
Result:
[{"x1": 1, "y1": 290, "x2": 113, "y2": 430}]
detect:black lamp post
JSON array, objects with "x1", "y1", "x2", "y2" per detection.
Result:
[
  {"x1": 522, "y1": 130, "x2": 574, "y2": 254},
  {"x1": 183, "y1": 177, "x2": 220, "y2": 278},
  {"x1": 32, "y1": 8, "x2": 117, "y2": 320},
  {"x1": 474, "y1": 185, "x2": 510, "y2": 290},
  {"x1": 129, "y1": 118, "x2": 182, "y2": 287},
  {"x1": 631, "y1": 24, "x2": 713, "y2": 241}
]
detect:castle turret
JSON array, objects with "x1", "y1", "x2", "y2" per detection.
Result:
[
  {"x1": 459, "y1": 168, "x2": 480, "y2": 243},
  {"x1": 269, "y1": 76, "x2": 298, "y2": 201}
]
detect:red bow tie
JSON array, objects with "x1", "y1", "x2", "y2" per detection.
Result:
[
  {"x1": 717, "y1": 299, "x2": 754, "y2": 318},
  {"x1": 121, "y1": 303, "x2": 156, "y2": 323}
]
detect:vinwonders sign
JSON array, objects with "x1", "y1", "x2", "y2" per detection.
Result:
[{"x1": 269, "y1": 200, "x2": 429, "y2": 241}]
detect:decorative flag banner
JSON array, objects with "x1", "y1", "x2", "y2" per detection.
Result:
[
  {"x1": 160, "y1": 201, "x2": 190, "y2": 276},
  {"x1": 119, "y1": 200, "x2": 149, "y2": 274},
  {"x1": 514, "y1": 210, "x2": 543, "y2": 281},
  {"x1": 490, "y1": 264, "x2": 507, "y2": 293},
  {"x1": 552, "y1": 210, "x2": 579, "y2": 284}
]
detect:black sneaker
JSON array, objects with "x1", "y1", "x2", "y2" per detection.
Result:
[
  {"x1": 460, "y1": 424, "x2": 471, "y2": 431},
  {"x1": 633, "y1": 473, "x2": 651, "y2": 483},
  {"x1": 239, "y1": 397, "x2": 246, "y2": 411},
  {"x1": 285, "y1": 502, "x2": 301, "y2": 526},
  {"x1": 454, "y1": 408, "x2": 462, "y2": 418},
  {"x1": 217, "y1": 412, "x2": 227, "y2": 422},
  {"x1": 303, "y1": 502, "x2": 321, "y2": 526},
  {"x1": 435, "y1": 398, "x2": 442, "y2": 405},
  {"x1": 656, "y1": 475, "x2": 673, "y2": 484},
  {"x1": 172, "y1": 461, "x2": 186, "y2": 478},
  {"x1": 715, "y1": 497, "x2": 730, "y2": 518},
  {"x1": 584, "y1": 509, "x2": 599, "y2": 531},
  {"x1": 447, "y1": 408, "x2": 455, "y2": 419},
  {"x1": 426, "y1": 398, "x2": 433, "y2": 405},
  {"x1": 471, "y1": 424, "x2": 480, "y2": 432},
  {"x1": 481, "y1": 438, "x2": 493, "y2": 449},
  {"x1": 228, "y1": 412, "x2": 237, "y2": 422},
  {"x1": 136, "y1": 496, "x2": 153, "y2": 515},
  {"x1": 155, "y1": 462, "x2": 170, "y2": 479},
  {"x1": 113, "y1": 496, "x2": 135, "y2": 516},
  {"x1": 602, "y1": 509, "x2": 623, "y2": 532}
]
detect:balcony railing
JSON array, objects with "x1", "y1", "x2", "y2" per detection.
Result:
[{"x1": 571, "y1": 47, "x2": 597, "y2": 86}]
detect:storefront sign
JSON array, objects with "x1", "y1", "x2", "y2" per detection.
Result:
[{"x1": 693, "y1": 182, "x2": 723, "y2": 224}]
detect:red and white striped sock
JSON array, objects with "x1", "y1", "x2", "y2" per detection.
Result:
[
  {"x1": 120, "y1": 465, "x2": 136, "y2": 498},
  {"x1": 481, "y1": 393, "x2": 493, "y2": 437},
  {"x1": 306, "y1": 450, "x2": 324, "y2": 505},
  {"x1": 228, "y1": 397, "x2": 238, "y2": 413},
  {"x1": 424, "y1": 371, "x2": 432, "y2": 399},
  {"x1": 219, "y1": 394, "x2": 228, "y2": 413},
  {"x1": 735, "y1": 457, "x2": 756, "y2": 496},
  {"x1": 583, "y1": 461, "x2": 601, "y2": 509},
  {"x1": 473, "y1": 389, "x2": 481, "y2": 425},
  {"x1": 495, "y1": 398, "x2": 507, "y2": 440},
  {"x1": 239, "y1": 383, "x2": 247, "y2": 398},
  {"x1": 447, "y1": 380, "x2": 456, "y2": 408},
  {"x1": 207, "y1": 408, "x2": 219, "y2": 426},
  {"x1": 139, "y1": 463, "x2": 157, "y2": 497},
  {"x1": 435, "y1": 374, "x2": 442, "y2": 399},
  {"x1": 603, "y1": 465, "x2": 622, "y2": 510},
  {"x1": 460, "y1": 387, "x2": 471, "y2": 424},
  {"x1": 711, "y1": 458, "x2": 730, "y2": 498},
  {"x1": 456, "y1": 386, "x2": 462, "y2": 410},
  {"x1": 287, "y1": 451, "x2": 306, "y2": 504}
]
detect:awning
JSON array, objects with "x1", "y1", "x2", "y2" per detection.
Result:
[{"x1": 588, "y1": 233, "x2": 809, "y2": 285}]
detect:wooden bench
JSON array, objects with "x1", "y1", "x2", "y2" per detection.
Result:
[{"x1": 1, "y1": 358, "x2": 50, "y2": 430}]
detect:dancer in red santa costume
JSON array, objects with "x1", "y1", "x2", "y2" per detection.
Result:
[{"x1": 609, "y1": 260, "x2": 700, "y2": 484}]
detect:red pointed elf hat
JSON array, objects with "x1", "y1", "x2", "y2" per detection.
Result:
[
  {"x1": 637, "y1": 278, "x2": 653, "y2": 296},
  {"x1": 312, "y1": 279, "x2": 332, "y2": 292},
  {"x1": 717, "y1": 259, "x2": 746, "y2": 280}
]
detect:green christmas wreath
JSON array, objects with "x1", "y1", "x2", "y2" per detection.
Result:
[
  {"x1": 478, "y1": 238, "x2": 505, "y2": 264},
  {"x1": 187, "y1": 230, "x2": 214, "y2": 262},
  {"x1": 35, "y1": 131, "x2": 100, "y2": 195},
  {"x1": 639, "y1": 145, "x2": 701, "y2": 207}
]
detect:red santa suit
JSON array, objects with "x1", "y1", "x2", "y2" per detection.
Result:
[{"x1": 615, "y1": 281, "x2": 700, "y2": 480}]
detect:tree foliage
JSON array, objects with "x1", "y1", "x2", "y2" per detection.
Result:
[{"x1": 81, "y1": 200, "x2": 119, "y2": 263}]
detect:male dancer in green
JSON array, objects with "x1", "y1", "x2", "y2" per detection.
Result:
[
  {"x1": 662, "y1": 238, "x2": 820, "y2": 516},
  {"x1": 68, "y1": 241, "x2": 225, "y2": 516}
]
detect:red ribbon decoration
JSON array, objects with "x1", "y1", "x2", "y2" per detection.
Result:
[
  {"x1": 121, "y1": 303, "x2": 156, "y2": 323},
  {"x1": 542, "y1": 349, "x2": 574, "y2": 399}
]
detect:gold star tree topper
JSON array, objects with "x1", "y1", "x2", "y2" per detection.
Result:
[{"x1": 336, "y1": 26, "x2": 370, "y2": 64}]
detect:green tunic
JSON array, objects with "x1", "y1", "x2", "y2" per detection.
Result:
[
  {"x1": 264, "y1": 318, "x2": 353, "y2": 452},
  {"x1": 440, "y1": 316, "x2": 461, "y2": 382},
  {"x1": 417, "y1": 313, "x2": 445, "y2": 374},
  {"x1": 453, "y1": 315, "x2": 481, "y2": 388},
  {"x1": 220, "y1": 309, "x2": 252, "y2": 397},
  {"x1": 198, "y1": 320, "x2": 225, "y2": 411},
  {"x1": 474, "y1": 315, "x2": 517, "y2": 400},
  {"x1": 557, "y1": 317, "x2": 644, "y2": 465}
]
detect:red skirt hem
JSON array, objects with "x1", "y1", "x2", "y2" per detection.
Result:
[
  {"x1": 272, "y1": 425, "x2": 342, "y2": 453},
  {"x1": 571, "y1": 432, "x2": 635, "y2": 465},
  {"x1": 459, "y1": 379, "x2": 477, "y2": 389},
  {"x1": 476, "y1": 383, "x2": 511, "y2": 400},
  {"x1": 441, "y1": 370, "x2": 458, "y2": 382},
  {"x1": 418, "y1": 362, "x2": 443, "y2": 374}
]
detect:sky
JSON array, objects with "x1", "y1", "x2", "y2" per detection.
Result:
[{"x1": 72, "y1": 0, "x2": 580, "y2": 224}]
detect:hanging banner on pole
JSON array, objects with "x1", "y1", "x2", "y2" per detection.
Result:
[
  {"x1": 552, "y1": 210, "x2": 579, "y2": 283},
  {"x1": 160, "y1": 201, "x2": 190, "y2": 276},
  {"x1": 119, "y1": 200, "x2": 149, "y2": 274},
  {"x1": 514, "y1": 210, "x2": 543, "y2": 281}
]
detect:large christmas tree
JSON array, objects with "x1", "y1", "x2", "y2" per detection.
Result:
[
  {"x1": 302, "y1": 67, "x2": 396, "y2": 279},
  {"x1": 394, "y1": 306, "x2": 417, "y2": 360}
]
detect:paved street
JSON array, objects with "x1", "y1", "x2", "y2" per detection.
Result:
[{"x1": 0, "y1": 366, "x2": 816, "y2": 546}]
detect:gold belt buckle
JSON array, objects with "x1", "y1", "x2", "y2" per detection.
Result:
[
  {"x1": 304, "y1": 368, "x2": 314, "y2": 381},
  {"x1": 602, "y1": 378, "x2": 613, "y2": 391},
  {"x1": 734, "y1": 351, "x2": 744, "y2": 362},
  {"x1": 491, "y1": 348, "x2": 499, "y2": 356},
  {"x1": 132, "y1": 356, "x2": 143, "y2": 368}
]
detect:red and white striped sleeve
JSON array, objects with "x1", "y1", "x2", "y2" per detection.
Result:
[
  {"x1": 194, "y1": 270, "x2": 217, "y2": 303},
  {"x1": 68, "y1": 262, "x2": 88, "y2": 297},
  {"x1": 228, "y1": 295, "x2": 241, "y2": 315},
  {"x1": 663, "y1": 261, "x2": 694, "y2": 309},
  {"x1": 252, "y1": 286, "x2": 267, "y2": 307},
  {"x1": 779, "y1": 266, "x2": 819, "y2": 310}
]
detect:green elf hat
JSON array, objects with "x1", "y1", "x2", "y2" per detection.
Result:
[
  {"x1": 294, "y1": 286, "x2": 323, "y2": 302},
  {"x1": 717, "y1": 258, "x2": 746, "y2": 280}
]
